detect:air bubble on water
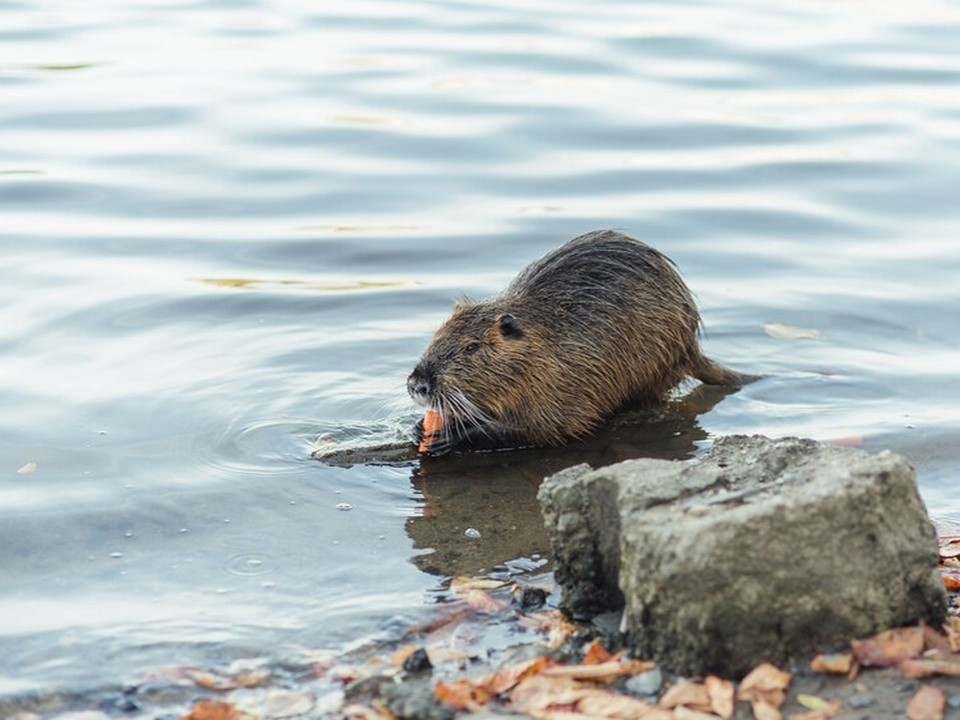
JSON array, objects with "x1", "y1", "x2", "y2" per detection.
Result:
[
  {"x1": 336, "y1": 502, "x2": 353, "y2": 511},
  {"x1": 110, "y1": 552, "x2": 123, "y2": 559}
]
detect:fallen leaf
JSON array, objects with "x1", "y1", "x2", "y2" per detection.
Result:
[
  {"x1": 899, "y1": 657, "x2": 960, "y2": 678},
  {"x1": 752, "y1": 699, "x2": 782, "y2": 720},
  {"x1": 16, "y1": 461, "x2": 37, "y2": 475},
  {"x1": 581, "y1": 638, "x2": 614, "y2": 665},
  {"x1": 510, "y1": 675, "x2": 671, "y2": 719},
  {"x1": 788, "y1": 713, "x2": 830, "y2": 720},
  {"x1": 180, "y1": 700, "x2": 250, "y2": 720},
  {"x1": 182, "y1": 668, "x2": 270, "y2": 691},
  {"x1": 809, "y1": 652, "x2": 853, "y2": 675},
  {"x1": 524, "y1": 609, "x2": 578, "y2": 649},
  {"x1": 449, "y1": 576, "x2": 509, "y2": 592},
  {"x1": 486, "y1": 655, "x2": 553, "y2": 694},
  {"x1": 921, "y1": 624, "x2": 953, "y2": 654},
  {"x1": 540, "y1": 658, "x2": 655, "y2": 682},
  {"x1": 737, "y1": 663, "x2": 793, "y2": 700},
  {"x1": 660, "y1": 682, "x2": 711, "y2": 711},
  {"x1": 944, "y1": 617, "x2": 960, "y2": 652},
  {"x1": 938, "y1": 535, "x2": 960, "y2": 560},
  {"x1": 906, "y1": 684, "x2": 946, "y2": 720},
  {"x1": 764, "y1": 323, "x2": 820, "y2": 340},
  {"x1": 434, "y1": 679, "x2": 493, "y2": 711},
  {"x1": 705, "y1": 675, "x2": 734, "y2": 719},
  {"x1": 850, "y1": 626, "x2": 924, "y2": 667},
  {"x1": 796, "y1": 693, "x2": 842, "y2": 716},
  {"x1": 940, "y1": 567, "x2": 960, "y2": 591}
]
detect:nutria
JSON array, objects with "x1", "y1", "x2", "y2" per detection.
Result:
[{"x1": 407, "y1": 230, "x2": 748, "y2": 453}]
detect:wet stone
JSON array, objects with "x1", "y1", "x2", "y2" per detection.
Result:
[
  {"x1": 514, "y1": 586, "x2": 547, "y2": 611},
  {"x1": 624, "y1": 666, "x2": 663, "y2": 697},
  {"x1": 402, "y1": 647, "x2": 433, "y2": 674},
  {"x1": 847, "y1": 694, "x2": 876, "y2": 709}
]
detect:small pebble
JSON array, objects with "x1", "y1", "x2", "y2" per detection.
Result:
[
  {"x1": 624, "y1": 667, "x2": 662, "y2": 697},
  {"x1": 465, "y1": 528, "x2": 481, "y2": 539},
  {"x1": 948, "y1": 693, "x2": 960, "y2": 710},
  {"x1": 515, "y1": 586, "x2": 547, "y2": 611},
  {"x1": 402, "y1": 647, "x2": 433, "y2": 674},
  {"x1": 847, "y1": 694, "x2": 875, "y2": 709}
]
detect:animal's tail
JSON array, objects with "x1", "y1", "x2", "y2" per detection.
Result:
[{"x1": 691, "y1": 353, "x2": 758, "y2": 387}]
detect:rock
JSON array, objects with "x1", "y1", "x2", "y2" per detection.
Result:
[
  {"x1": 624, "y1": 666, "x2": 663, "y2": 697},
  {"x1": 538, "y1": 435, "x2": 947, "y2": 677}
]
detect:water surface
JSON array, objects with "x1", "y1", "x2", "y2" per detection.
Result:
[{"x1": 3, "y1": 0, "x2": 960, "y2": 701}]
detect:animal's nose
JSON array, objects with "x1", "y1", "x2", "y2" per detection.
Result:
[{"x1": 407, "y1": 366, "x2": 434, "y2": 400}]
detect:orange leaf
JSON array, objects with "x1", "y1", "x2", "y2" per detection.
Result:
[
  {"x1": 660, "y1": 682, "x2": 711, "y2": 711},
  {"x1": 899, "y1": 657, "x2": 960, "y2": 678},
  {"x1": 434, "y1": 679, "x2": 493, "y2": 711},
  {"x1": 486, "y1": 655, "x2": 553, "y2": 695},
  {"x1": 906, "y1": 684, "x2": 946, "y2": 720},
  {"x1": 809, "y1": 652, "x2": 853, "y2": 675},
  {"x1": 180, "y1": 700, "x2": 245, "y2": 720},
  {"x1": 540, "y1": 658, "x2": 655, "y2": 682},
  {"x1": 941, "y1": 567, "x2": 960, "y2": 591},
  {"x1": 705, "y1": 675, "x2": 735, "y2": 719},
  {"x1": 850, "y1": 626, "x2": 924, "y2": 667},
  {"x1": 581, "y1": 638, "x2": 614, "y2": 665},
  {"x1": 738, "y1": 662, "x2": 791, "y2": 707}
]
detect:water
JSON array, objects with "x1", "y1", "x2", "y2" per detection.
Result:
[{"x1": 3, "y1": 0, "x2": 960, "y2": 700}]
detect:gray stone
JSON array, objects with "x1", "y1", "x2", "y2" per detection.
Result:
[
  {"x1": 847, "y1": 694, "x2": 876, "y2": 709},
  {"x1": 624, "y1": 666, "x2": 663, "y2": 697},
  {"x1": 538, "y1": 435, "x2": 947, "y2": 677}
]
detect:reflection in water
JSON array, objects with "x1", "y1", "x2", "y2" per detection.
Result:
[{"x1": 402, "y1": 384, "x2": 739, "y2": 577}]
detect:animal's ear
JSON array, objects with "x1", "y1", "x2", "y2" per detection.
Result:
[{"x1": 497, "y1": 313, "x2": 524, "y2": 339}]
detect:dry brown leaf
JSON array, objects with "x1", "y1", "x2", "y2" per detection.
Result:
[
  {"x1": 510, "y1": 675, "x2": 671, "y2": 719},
  {"x1": 944, "y1": 617, "x2": 960, "y2": 653},
  {"x1": 660, "y1": 682, "x2": 711, "y2": 711},
  {"x1": 850, "y1": 626, "x2": 924, "y2": 667},
  {"x1": 705, "y1": 675, "x2": 734, "y2": 719},
  {"x1": 674, "y1": 706, "x2": 721, "y2": 720},
  {"x1": 906, "y1": 684, "x2": 946, "y2": 720},
  {"x1": 752, "y1": 700, "x2": 782, "y2": 720},
  {"x1": 738, "y1": 662, "x2": 791, "y2": 706},
  {"x1": 540, "y1": 658, "x2": 655, "y2": 682},
  {"x1": 486, "y1": 655, "x2": 553, "y2": 695},
  {"x1": 899, "y1": 657, "x2": 960, "y2": 678},
  {"x1": 921, "y1": 624, "x2": 953, "y2": 654},
  {"x1": 434, "y1": 679, "x2": 494, "y2": 711},
  {"x1": 938, "y1": 535, "x2": 960, "y2": 560},
  {"x1": 788, "y1": 713, "x2": 830, "y2": 720},
  {"x1": 180, "y1": 700, "x2": 251, "y2": 720},
  {"x1": 521, "y1": 609, "x2": 579, "y2": 649},
  {"x1": 183, "y1": 668, "x2": 270, "y2": 691},
  {"x1": 809, "y1": 652, "x2": 853, "y2": 675},
  {"x1": 581, "y1": 638, "x2": 614, "y2": 665},
  {"x1": 941, "y1": 567, "x2": 960, "y2": 591}
]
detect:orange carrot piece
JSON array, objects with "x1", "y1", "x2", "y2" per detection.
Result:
[{"x1": 418, "y1": 408, "x2": 443, "y2": 453}]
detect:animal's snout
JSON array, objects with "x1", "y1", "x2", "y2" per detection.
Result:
[{"x1": 406, "y1": 363, "x2": 435, "y2": 403}]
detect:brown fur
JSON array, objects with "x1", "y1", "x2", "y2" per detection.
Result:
[{"x1": 407, "y1": 230, "x2": 748, "y2": 451}]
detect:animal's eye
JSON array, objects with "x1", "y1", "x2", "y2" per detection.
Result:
[{"x1": 464, "y1": 342, "x2": 480, "y2": 355}]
